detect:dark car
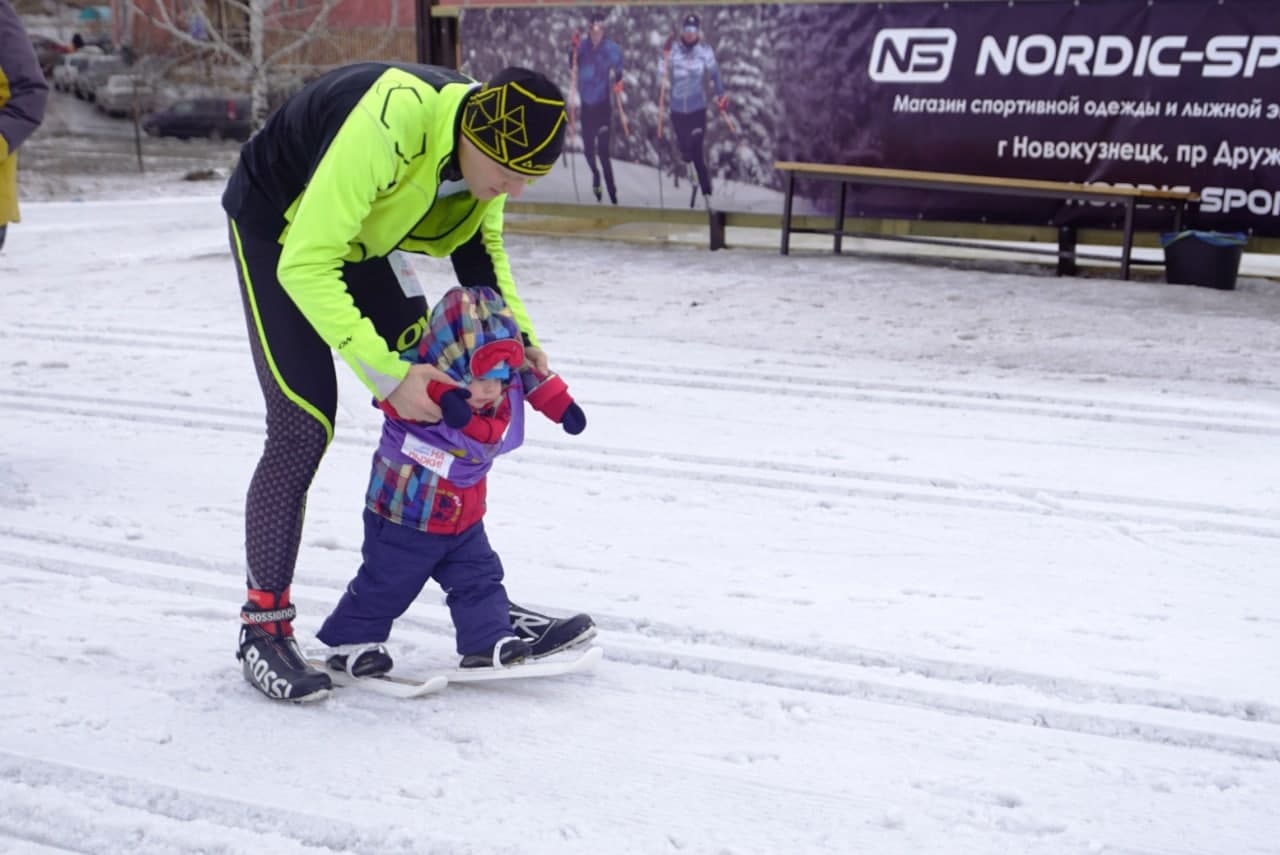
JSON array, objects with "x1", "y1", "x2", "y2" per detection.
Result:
[
  {"x1": 142, "y1": 96, "x2": 252, "y2": 141},
  {"x1": 30, "y1": 34, "x2": 71, "y2": 77}
]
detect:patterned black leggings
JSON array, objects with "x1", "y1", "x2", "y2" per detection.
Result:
[{"x1": 227, "y1": 219, "x2": 426, "y2": 593}]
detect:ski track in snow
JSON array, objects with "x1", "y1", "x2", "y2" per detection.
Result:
[
  {"x1": 2, "y1": 525, "x2": 1279, "y2": 759},
  {"x1": 1, "y1": 347, "x2": 1277, "y2": 540}
]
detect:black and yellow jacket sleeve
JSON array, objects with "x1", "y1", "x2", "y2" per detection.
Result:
[{"x1": 222, "y1": 62, "x2": 541, "y2": 397}]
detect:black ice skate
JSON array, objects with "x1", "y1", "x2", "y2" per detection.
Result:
[
  {"x1": 237, "y1": 590, "x2": 331, "y2": 702},
  {"x1": 460, "y1": 635, "x2": 532, "y2": 669},
  {"x1": 325, "y1": 643, "x2": 394, "y2": 678},
  {"x1": 509, "y1": 602, "x2": 597, "y2": 659}
]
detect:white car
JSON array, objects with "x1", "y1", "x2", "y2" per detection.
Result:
[
  {"x1": 50, "y1": 53, "x2": 94, "y2": 93},
  {"x1": 96, "y1": 74, "x2": 157, "y2": 118},
  {"x1": 74, "y1": 53, "x2": 126, "y2": 101}
]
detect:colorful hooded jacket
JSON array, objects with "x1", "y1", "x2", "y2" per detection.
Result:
[
  {"x1": 0, "y1": 0, "x2": 49, "y2": 224},
  {"x1": 222, "y1": 62, "x2": 541, "y2": 401},
  {"x1": 369, "y1": 286, "x2": 568, "y2": 535}
]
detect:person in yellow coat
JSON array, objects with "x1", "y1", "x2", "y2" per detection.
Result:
[{"x1": 0, "y1": 0, "x2": 48, "y2": 251}]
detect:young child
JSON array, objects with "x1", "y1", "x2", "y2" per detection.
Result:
[{"x1": 316, "y1": 285, "x2": 591, "y2": 676}]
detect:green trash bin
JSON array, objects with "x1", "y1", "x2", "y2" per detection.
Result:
[{"x1": 1160, "y1": 230, "x2": 1247, "y2": 290}]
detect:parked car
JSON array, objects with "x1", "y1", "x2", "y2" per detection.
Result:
[
  {"x1": 29, "y1": 34, "x2": 71, "y2": 77},
  {"x1": 74, "y1": 54, "x2": 127, "y2": 101},
  {"x1": 95, "y1": 74, "x2": 157, "y2": 118},
  {"x1": 142, "y1": 96, "x2": 252, "y2": 142},
  {"x1": 51, "y1": 51, "x2": 96, "y2": 93}
]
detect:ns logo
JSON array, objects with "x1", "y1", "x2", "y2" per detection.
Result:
[{"x1": 869, "y1": 28, "x2": 957, "y2": 83}]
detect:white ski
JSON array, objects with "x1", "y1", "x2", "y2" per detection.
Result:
[
  {"x1": 311, "y1": 661, "x2": 448, "y2": 699},
  {"x1": 309, "y1": 646, "x2": 602, "y2": 699},
  {"x1": 446, "y1": 645, "x2": 603, "y2": 684}
]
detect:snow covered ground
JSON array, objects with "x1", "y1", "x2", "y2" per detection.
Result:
[{"x1": 3, "y1": 108, "x2": 1280, "y2": 853}]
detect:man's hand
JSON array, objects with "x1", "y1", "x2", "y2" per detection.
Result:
[
  {"x1": 613, "y1": 79, "x2": 624, "y2": 95},
  {"x1": 384, "y1": 363, "x2": 454, "y2": 422},
  {"x1": 716, "y1": 94, "x2": 729, "y2": 112},
  {"x1": 524, "y1": 345, "x2": 550, "y2": 375}
]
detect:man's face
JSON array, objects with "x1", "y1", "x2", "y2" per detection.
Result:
[
  {"x1": 459, "y1": 137, "x2": 534, "y2": 201},
  {"x1": 681, "y1": 26, "x2": 699, "y2": 45},
  {"x1": 589, "y1": 20, "x2": 604, "y2": 46}
]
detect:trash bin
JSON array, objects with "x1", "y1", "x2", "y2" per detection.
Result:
[{"x1": 1160, "y1": 230, "x2": 1247, "y2": 290}]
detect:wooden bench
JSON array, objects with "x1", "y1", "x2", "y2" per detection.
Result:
[{"x1": 775, "y1": 162, "x2": 1199, "y2": 280}]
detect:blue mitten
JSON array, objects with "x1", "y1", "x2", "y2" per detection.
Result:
[
  {"x1": 560, "y1": 402, "x2": 587, "y2": 435},
  {"x1": 429, "y1": 381, "x2": 473, "y2": 428}
]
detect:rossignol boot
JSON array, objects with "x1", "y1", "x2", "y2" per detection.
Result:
[
  {"x1": 237, "y1": 588, "x2": 332, "y2": 702},
  {"x1": 508, "y1": 602, "x2": 597, "y2": 659}
]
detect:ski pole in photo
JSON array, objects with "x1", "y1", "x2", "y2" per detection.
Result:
[
  {"x1": 613, "y1": 78, "x2": 630, "y2": 138},
  {"x1": 656, "y1": 33, "x2": 674, "y2": 206},
  {"x1": 567, "y1": 28, "x2": 581, "y2": 199},
  {"x1": 716, "y1": 94, "x2": 738, "y2": 135},
  {"x1": 566, "y1": 29, "x2": 580, "y2": 166}
]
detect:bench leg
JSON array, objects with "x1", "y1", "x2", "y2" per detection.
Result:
[
  {"x1": 781, "y1": 173, "x2": 795, "y2": 256},
  {"x1": 709, "y1": 210, "x2": 726, "y2": 251},
  {"x1": 834, "y1": 183, "x2": 848, "y2": 255},
  {"x1": 1057, "y1": 226, "x2": 1077, "y2": 277},
  {"x1": 1120, "y1": 200, "x2": 1135, "y2": 280}
]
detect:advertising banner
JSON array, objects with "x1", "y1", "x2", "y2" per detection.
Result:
[{"x1": 459, "y1": 0, "x2": 1280, "y2": 235}]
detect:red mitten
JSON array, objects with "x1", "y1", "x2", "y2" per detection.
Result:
[{"x1": 526, "y1": 372, "x2": 586, "y2": 435}]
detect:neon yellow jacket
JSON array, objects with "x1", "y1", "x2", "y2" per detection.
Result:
[{"x1": 223, "y1": 63, "x2": 539, "y2": 397}]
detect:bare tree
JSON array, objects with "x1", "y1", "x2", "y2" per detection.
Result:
[{"x1": 119, "y1": 0, "x2": 404, "y2": 127}]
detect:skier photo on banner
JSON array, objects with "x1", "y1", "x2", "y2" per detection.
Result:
[
  {"x1": 316, "y1": 285, "x2": 595, "y2": 683},
  {"x1": 569, "y1": 11, "x2": 625, "y2": 205},
  {"x1": 658, "y1": 12, "x2": 726, "y2": 209}
]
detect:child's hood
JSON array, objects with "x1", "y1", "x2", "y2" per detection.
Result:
[{"x1": 415, "y1": 286, "x2": 525, "y2": 382}]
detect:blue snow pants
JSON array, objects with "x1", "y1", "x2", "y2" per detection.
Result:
[{"x1": 317, "y1": 510, "x2": 514, "y2": 656}]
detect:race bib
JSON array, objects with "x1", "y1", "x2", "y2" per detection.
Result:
[
  {"x1": 389, "y1": 250, "x2": 425, "y2": 300},
  {"x1": 401, "y1": 434, "x2": 454, "y2": 478}
]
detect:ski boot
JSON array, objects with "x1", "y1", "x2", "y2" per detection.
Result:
[
  {"x1": 325, "y1": 643, "x2": 394, "y2": 678},
  {"x1": 460, "y1": 636, "x2": 532, "y2": 669},
  {"x1": 508, "y1": 602, "x2": 597, "y2": 659},
  {"x1": 237, "y1": 588, "x2": 332, "y2": 702}
]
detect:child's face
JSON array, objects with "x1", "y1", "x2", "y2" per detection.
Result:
[{"x1": 468, "y1": 377, "x2": 505, "y2": 410}]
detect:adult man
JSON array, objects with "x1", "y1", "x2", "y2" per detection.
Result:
[
  {"x1": 570, "y1": 13, "x2": 625, "y2": 204},
  {"x1": 0, "y1": 0, "x2": 50, "y2": 251},
  {"x1": 222, "y1": 64, "x2": 595, "y2": 702}
]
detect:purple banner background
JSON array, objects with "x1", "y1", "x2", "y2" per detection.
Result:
[
  {"x1": 809, "y1": 0, "x2": 1280, "y2": 235},
  {"x1": 461, "y1": 0, "x2": 1280, "y2": 235}
]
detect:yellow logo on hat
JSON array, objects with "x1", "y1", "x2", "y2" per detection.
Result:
[{"x1": 462, "y1": 81, "x2": 565, "y2": 176}]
